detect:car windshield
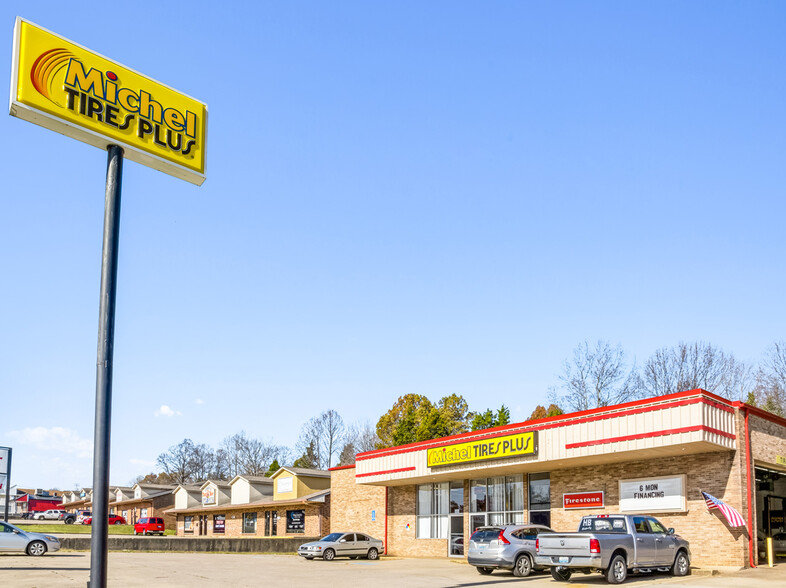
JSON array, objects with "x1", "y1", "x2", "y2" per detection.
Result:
[{"x1": 320, "y1": 533, "x2": 343, "y2": 542}]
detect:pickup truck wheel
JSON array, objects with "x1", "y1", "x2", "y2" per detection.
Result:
[
  {"x1": 476, "y1": 567, "x2": 493, "y2": 575},
  {"x1": 671, "y1": 550, "x2": 690, "y2": 576},
  {"x1": 606, "y1": 554, "x2": 627, "y2": 584},
  {"x1": 550, "y1": 567, "x2": 572, "y2": 582},
  {"x1": 513, "y1": 554, "x2": 532, "y2": 577}
]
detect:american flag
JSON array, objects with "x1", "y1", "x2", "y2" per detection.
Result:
[{"x1": 701, "y1": 490, "x2": 746, "y2": 528}]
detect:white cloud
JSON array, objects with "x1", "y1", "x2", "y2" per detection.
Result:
[
  {"x1": 154, "y1": 405, "x2": 182, "y2": 418},
  {"x1": 7, "y1": 427, "x2": 92, "y2": 458},
  {"x1": 194, "y1": 398, "x2": 205, "y2": 405}
]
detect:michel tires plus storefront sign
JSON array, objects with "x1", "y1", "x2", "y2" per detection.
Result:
[
  {"x1": 426, "y1": 431, "x2": 537, "y2": 468},
  {"x1": 9, "y1": 18, "x2": 207, "y2": 185}
]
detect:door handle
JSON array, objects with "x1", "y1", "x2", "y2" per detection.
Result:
[{"x1": 637, "y1": 538, "x2": 643, "y2": 542}]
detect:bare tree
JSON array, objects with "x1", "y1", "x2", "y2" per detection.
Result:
[
  {"x1": 639, "y1": 342, "x2": 752, "y2": 399},
  {"x1": 749, "y1": 341, "x2": 786, "y2": 415},
  {"x1": 338, "y1": 421, "x2": 380, "y2": 465},
  {"x1": 157, "y1": 439, "x2": 197, "y2": 484},
  {"x1": 296, "y1": 410, "x2": 345, "y2": 469},
  {"x1": 189, "y1": 443, "x2": 217, "y2": 481},
  {"x1": 220, "y1": 432, "x2": 288, "y2": 477},
  {"x1": 554, "y1": 340, "x2": 639, "y2": 412}
]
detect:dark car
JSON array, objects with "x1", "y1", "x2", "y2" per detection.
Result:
[
  {"x1": 58, "y1": 511, "x2": 76, "y2": 524},
  {"x1": 134, "y1": 517, "x2": 165, "y2": 536}
]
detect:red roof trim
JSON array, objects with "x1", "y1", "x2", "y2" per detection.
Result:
[
  {"x1": 734, "y1": 402, "x2": 786, "y2": 429},
  {"x1": 356, "y1": 466, "x2": 416, "y2": 479},
  {"x1": 565, "y1": 425, "x2": 736, "y2": 449},
  {"x1": 328, "y1": 464, "x2": 356, "y2": 471},
  {"x1": 357, "y1": 391, "x2": 733, "y2": 462}
]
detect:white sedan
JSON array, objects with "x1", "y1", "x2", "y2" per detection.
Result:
[{"x1": 0, "y1": 521, "x2": 61, "y2": 556}]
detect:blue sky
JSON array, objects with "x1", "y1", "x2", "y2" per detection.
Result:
[{"x1": 2, "y1": 1, "x2": 785, "y2": 490}]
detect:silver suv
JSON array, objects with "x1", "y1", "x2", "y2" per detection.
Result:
[{"x1": 468, "y1": 524, "x2": 554, "y2": 577}]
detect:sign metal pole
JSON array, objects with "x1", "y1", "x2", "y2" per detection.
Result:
[
  {"x1": 1, "y1": 447, "x2": 11, "y2": 522},
  {"x1": 89, "y1": 145, "x2": 124, "y2": 588}
]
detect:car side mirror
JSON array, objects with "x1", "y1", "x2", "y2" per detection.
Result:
[
  {"x1": 13, "y1": 529, "x2": 20, "y2": 534},
  {"x1": 668, "y1": 528, "x2": 674, "y2": 535},
  {"x1": 339, "y1": 539, "x2": 347, "y2": 543}
]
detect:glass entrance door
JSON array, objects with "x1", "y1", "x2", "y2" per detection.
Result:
[
  {"x1": 449, "y1": 515, "x2": 464, "y2": 556},
  {"x1": 449, "y1": 481, "x2": 464, "y2": 557}
]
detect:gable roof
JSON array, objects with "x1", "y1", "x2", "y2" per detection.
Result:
[
  {"x1": 270, "y1": 467, "x2": 331, "y2": 479},
  {"x1": 229, "y1": 475, "x2": 274, "y2": 486}
]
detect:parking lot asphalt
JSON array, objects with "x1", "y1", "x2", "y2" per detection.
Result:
[{"x1": 2, "y1": 552, "x2": 786, "y2": 588}]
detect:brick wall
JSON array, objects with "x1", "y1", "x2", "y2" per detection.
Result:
[
  {"x1": 749, "y1": 413, "x2": 786, "y2": 465},
  {"x1": 550, "y1": 451, "x2": 748, "y2": 567},
  {"x1": 330, "y1": 468, "x2": 386, "y2": 543},
  {"x1": 388, "y1": 485, "x2": 447, "y2": 557}
]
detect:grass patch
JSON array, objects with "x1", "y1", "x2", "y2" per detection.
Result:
[{"x1": 17, "y1": 524, "x2": 175, "y2": 536}]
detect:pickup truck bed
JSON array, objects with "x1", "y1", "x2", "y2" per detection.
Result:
[{"x1": 534, "y1": 514, "x2": 691, "y2": 584}]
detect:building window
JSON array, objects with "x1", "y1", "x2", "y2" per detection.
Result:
[
  {"x1": 140, "y1": 508, "x2": 148, "y2": 518},
  {"x1": 286, "y1": 510, "x2": 305, "y2": 533},
  {"x1": 264, "y1": 511, "x2": 271, "y2": 536},
  {"x1": 528, "y1": 472, "x2": 550, "y2": 527},
  {"x1": 213, "y1": 514, "x2": 226, "y2": 534},
  {"x1": 243, "y1": 512, "x2": 257, "y2": 534},
  {"x1": 470, "y1": 475, "x2": 525, "y2": 531},
  {"x1": 417, "y1": 482, "x2": 449, "y2": 539},
  {"x1": 184, "y1": 516, "x2": 193, "y2": 532}
]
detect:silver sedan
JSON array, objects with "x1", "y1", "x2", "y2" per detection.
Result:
[
  {"x1": 298, "y1": 532, "x2": 383, "y2": 561},
  {"x1": 0, "y1": 521, "x2": 61, "y2": 556}
]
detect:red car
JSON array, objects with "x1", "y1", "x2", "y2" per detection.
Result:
[
  {"x1": 84, "y1": 514, "x2": 126, "y2": 525},
  {"x1": 134, "y1": 517, "x2": 165, "y2": 536}
]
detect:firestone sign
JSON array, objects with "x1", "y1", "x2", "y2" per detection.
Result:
[
  {"x1": 427, "y1": 431, "x2": 537, "y2": 468},
  {"x1": 9, "y1": 18, "x2": 207, "y2": 185},
  {"x1": 563, "y1": 491, "x2": 604, "y2": 510}
]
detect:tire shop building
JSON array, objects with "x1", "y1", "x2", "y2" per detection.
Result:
[{"x1": 331, "y1": 389, "x2": 786, "y2": 567}]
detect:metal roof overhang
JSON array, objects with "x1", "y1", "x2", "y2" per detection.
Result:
[{"x1": 360, "y1": 439, "x2": 732, "y2": 487}]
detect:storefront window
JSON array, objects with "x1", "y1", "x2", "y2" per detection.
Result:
[
  {"x1": 141, "y1": 508, "x2": 148, "y2": 518},
  {"x1": 470, "y1": 475, "x2": 524, "y2": 527},
  {"x1": 184, "y1": 516, "x2": 193, "y2": 532},
  {"x1": 470, "y1": 479, "x2": 487, "y2": 513},
  {"x1": 449, "y1": 481, "x2": 464, "y2": 514},
  {"x1": 243, "y1": 512, "x2": 256, "y2": 534},
  {"x1": 213, "y1": 514, "x2": 226, "y2": 534},
  {"x1": 264, "y1": 511, "x2": 271, "y2": 535},
  {"x1": 417, "y1": 483, "x2": 449, "y2": 539},
  {"x1": 286, "y1": 510, "x2": 305, "y2": 533},
  {"x1": 528, "y1": 472, "x2": 550, "y2": 527}
]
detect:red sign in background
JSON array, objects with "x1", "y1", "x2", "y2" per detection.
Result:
[{"x1": 563, "y1": 491, "x2": 604, "y2": 509}]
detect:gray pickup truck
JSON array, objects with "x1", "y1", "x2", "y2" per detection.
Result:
[{"x1": 534, "y1": 514, "x2": 691, "y2": 584}]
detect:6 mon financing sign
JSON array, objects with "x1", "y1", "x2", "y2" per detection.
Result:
[{"x1": 9, "y1": 18, "x2": 207, "y2": 184}]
